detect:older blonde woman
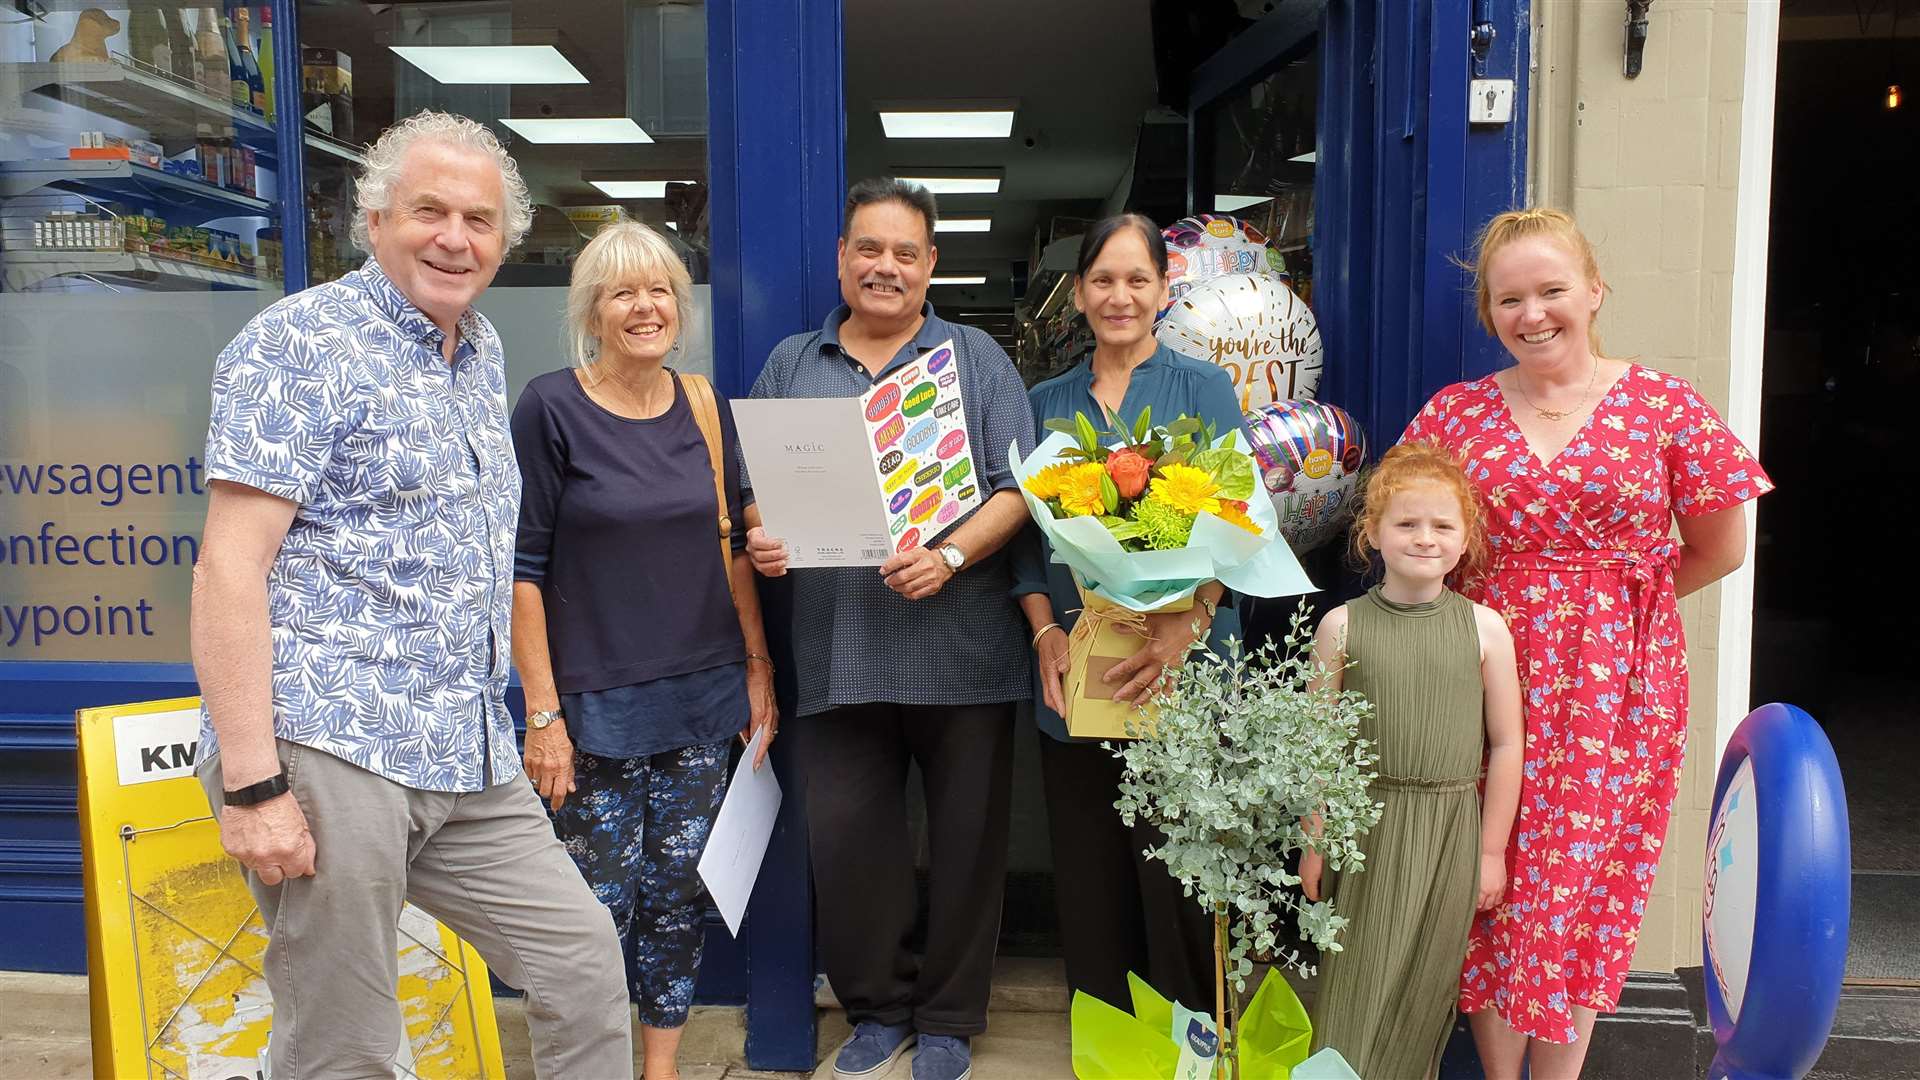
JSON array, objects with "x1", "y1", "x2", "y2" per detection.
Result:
[{"x1": 509, "y1": 222, "x2": 776, "y2": 1080}]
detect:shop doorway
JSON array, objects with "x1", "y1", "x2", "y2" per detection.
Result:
[
  {"x1": 840, "y1": 0, "x2": 1322, "y2": 966},
  {"x1": 1753, "y1": 7, "x2": 1919, "y2": 987}
]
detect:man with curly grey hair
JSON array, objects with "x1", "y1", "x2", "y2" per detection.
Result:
[{"x1": 190, "y1": 110, "x2": 632, "y2": 1078}]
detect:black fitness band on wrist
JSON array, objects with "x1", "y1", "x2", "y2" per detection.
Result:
[{"x1": 223, "y1": 769, "x2": 291, "y2": 806}]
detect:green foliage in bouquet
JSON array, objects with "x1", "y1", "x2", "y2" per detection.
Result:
[{"x1": 1113, "y1": 605, "x2": 1382, "y2": 993}]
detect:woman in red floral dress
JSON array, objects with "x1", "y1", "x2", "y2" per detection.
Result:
[{"x1": 1401, "y1": 208, "x2": 1772, "y2": 1079}]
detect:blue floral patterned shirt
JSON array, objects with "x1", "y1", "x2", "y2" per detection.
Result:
[{"x1": 198, "y1": 259, "x2": 522, "y2": 792}]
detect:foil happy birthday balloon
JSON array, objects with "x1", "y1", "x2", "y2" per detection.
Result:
[
  {"x1": 1160, "y1": 213, "x2": 1290, "y2": 320},
  {"x1": 1246, "y1": 399, "x2": 1366, "y2": 553}
]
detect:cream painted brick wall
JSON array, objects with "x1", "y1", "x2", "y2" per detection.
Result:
[{"x1": 1530, "y1": 1, "x2": 1757, "y2": 975}]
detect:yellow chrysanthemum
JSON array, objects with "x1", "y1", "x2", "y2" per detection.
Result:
[
  {"x1": 1147, "y1": 463, "x2": 1221, "y2": 516},
  {"x1": 1024, "y1": 461, "x2": 1078, "y2": 501},
  {"x1": 1057, "y1": 462, "x2": 1110, "y2": 517},
  {"x1": 1214, "y1": 500, "x2": 1262, "y2": 535}
]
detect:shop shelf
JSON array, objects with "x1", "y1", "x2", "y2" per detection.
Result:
[
  {"x1": 1, "y1": 248, "x2": 268, "y2": 291},
  {"x1": 1, "y1": 58, "x2": 273, "y2": 150},
  {"x1": 0, "y1": 159, "x2": 270, "y2": 216},
  {"x1": 304, "y1": 131, "x2": 367, "y2": 167},
  {"x1": 32, "y1": 0, "x2": 202, "y2": 7}
]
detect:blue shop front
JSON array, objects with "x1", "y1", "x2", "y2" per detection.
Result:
[{"x1": 0, "y1": 0, "x2": 1525, "y2": 1069}]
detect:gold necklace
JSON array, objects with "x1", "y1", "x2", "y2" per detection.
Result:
[{"x1": 1511, "y1": 358, "x2": 1598, "y2": 422}]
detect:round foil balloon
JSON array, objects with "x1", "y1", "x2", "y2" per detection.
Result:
[
  {"x1": 1156, "y1": 273, "x2": 1324, "y2": 412},
  {"x1": 1160, "y1": 213, "x2": 1289, "y2": 319},
  {"x1": 1246, "y1": 399, "x2": 1366, "y2": 553}
]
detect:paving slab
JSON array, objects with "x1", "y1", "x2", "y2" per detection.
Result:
[{"x1": 807, "y1": 1010, "x2": 1072, "y2": 1080}]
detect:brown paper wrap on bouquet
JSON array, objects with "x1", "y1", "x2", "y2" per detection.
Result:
[{"x1": 1062, "y1": 586, "x2": 1194, "y2": 740}]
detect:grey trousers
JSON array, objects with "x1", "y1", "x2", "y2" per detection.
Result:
[{"x1": 198, "y1": 740, "x2": 632, "y2": 1080}]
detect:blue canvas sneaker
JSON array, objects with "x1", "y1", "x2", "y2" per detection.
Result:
[
  {"x1": 911, "y1": 1034, "x2": 972, "y2": 1080},
  {"x1": 833, "y1": 1021, "x2": 916, "y2": 1078}
]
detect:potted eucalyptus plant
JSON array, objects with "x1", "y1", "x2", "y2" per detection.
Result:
[{"x1": 1111, "y1": 606, "x2": 1380, "y2": 1077}]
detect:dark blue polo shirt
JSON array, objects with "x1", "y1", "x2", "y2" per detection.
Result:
[{"x1": 747, "y1": 304, "x2": 1035, "y2": 717}]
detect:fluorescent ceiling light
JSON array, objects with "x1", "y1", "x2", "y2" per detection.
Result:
[
  {"x1": 590, "y1": 180, "x2": 700, "y2": 199},
  {"x1": 930, "y1": 275, "x2": 988, "y2": 285},
  {"x1": 935, "y1": 217, "x2": 992, "y2": 233},
  {"x1": 1288, "y1": 150, "x2": 1318, "y2": 163},
  {"x1": 899, "y1": 176, "x2": 1002, "y2": 194},
  {"x1": 500, "y1": 117, "x2": 652, "y2": 144},
  {"x1": 880, "y1": 111, "x2": 1015, "y2": 138},
  {"x1": 1214, "y1": 195, "x2": 1273, "y2": 212},
  {"x1": 390, "y1": 45, "x2": 586, "y2": 85}
]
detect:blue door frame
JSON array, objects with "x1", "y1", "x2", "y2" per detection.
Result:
[
  {"x1": 1186, "y1": 0, "x2": 1529, "y2": 442},
  {"x1": 1313, "y1": 0, "x2": 1531, "y2": 441}
]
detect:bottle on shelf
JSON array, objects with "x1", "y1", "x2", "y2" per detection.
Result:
[
  {"x1": 164, "y1": 8, "x2": 196, "y2": 85},
  {"x1": 258, "y1": 6, "x2": 275, "y2": 121},
  {"x1": 302, "y1": 47, "x2": 355, "y2": 143},
  {"x1": 225, "y1": 11, "x2": 249, "y2": 113},
  {"x1": 194, "y1": 8, "x2": 229, "y2": 101},
  {"x1": 234, "y1": 7, "x2": 266, "y2": 117},
  {"x1": 307, "y1": 182, "x2": 333, "y2": 282},
  {"x1": 128, "y1": 9, "x2": 171, "y2": 74}
]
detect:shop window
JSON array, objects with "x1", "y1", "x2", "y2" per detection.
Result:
[
  {"x1": 297, "y1": 0, "x2": 714, "y2": 379},
  {"x1": 0, "y1": 6, "x2": 285, "y2": 662},
  {"x1": 1195, "y1": 54, "x2": 1318, "y2": 303}
]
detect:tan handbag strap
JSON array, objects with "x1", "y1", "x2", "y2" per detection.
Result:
[{"x1": 680, "y1": 372, "x2": 735, "y2": 600}]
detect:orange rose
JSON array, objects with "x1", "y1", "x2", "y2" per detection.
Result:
[{"x1": 1105, "y1": 447, "x2": 1151, "y2": 499}]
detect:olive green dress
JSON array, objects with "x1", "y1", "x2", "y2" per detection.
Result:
[{"x1": 1310, "y1": 586, "x2": 1485, "y2": 1079}]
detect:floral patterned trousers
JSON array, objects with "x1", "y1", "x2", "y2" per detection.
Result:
[{"x1": 551, "y1": 739, "x2": 731, "y2": 1027}]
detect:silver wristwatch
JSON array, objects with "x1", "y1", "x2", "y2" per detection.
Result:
[
  {"x1": 527, "y1": 709, "x2": 564, "y2": 731},
  {"x1": 938, "y1": 543, "x2": 967, "y2": 572}
]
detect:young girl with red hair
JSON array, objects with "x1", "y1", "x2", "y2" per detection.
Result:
[{"x1": 1302, "y1": 441, "x2": 1524, "y2": 1079}]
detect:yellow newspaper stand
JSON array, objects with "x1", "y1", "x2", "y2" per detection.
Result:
[{"x1": 76, "y1": 697, "x2": 507, "y2": 1079}]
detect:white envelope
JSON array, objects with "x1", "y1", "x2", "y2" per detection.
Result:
[{"x1": 698, "y1": 728, "x2": 782, "y2": 937}]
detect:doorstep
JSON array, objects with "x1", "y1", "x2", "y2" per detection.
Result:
[{"x1": 807, "y1": 957, "x2": 1073, "y2": 1080}]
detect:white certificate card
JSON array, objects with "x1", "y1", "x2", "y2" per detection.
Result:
[
  {"x1": 733, "y1": 396, "x2": 894, "y2": 566},
  {"x1": 734, "y1": 339, "x2": 981, "y2": 567}
]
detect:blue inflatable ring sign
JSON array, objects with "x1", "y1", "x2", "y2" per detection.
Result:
[{"x1": 1702, "y1": 703, "x2": 1851, "y2": 1080}]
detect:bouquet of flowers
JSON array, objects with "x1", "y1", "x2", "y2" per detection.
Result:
[
  {"x1": 1013, "y1": 408, "x2": 1313, "y2": 737},
  {"x1": 1025, "y1": 409, "x2": 1264, "y2": 549}
]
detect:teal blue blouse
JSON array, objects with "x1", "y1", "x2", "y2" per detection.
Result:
[{"x1": 1010, "y1": 344, "x2": 1252, "y2": 741}]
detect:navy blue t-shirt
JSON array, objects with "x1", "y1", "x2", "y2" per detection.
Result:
[{"x1": 511, "y1": 367, "x2": 748, "y2": 758}]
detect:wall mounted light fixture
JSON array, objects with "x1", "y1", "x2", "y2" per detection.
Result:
[
  {"x1": 1886, "y1": 2, "x2": 1904, "y2": 109},
  {"x1": 1624, "y1": 1, "x2": 1654, "y2": 79}
]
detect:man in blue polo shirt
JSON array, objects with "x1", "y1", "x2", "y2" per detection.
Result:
[
  {"x1": 189, "y1": 112, "x2": 631, "y2": 1078},
  {"x1": 745, "y1": 179, "x2": 1034, "y2": 1080}
]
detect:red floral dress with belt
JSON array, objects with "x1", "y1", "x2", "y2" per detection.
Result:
[{"x1": 1401, "y1": 364, "x2": 1773, "y2": 1043}]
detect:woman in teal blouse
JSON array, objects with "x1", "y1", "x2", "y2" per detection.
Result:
[{"x1": 1011, "y1": 214, "x2": 1251, "y2": 1012}]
